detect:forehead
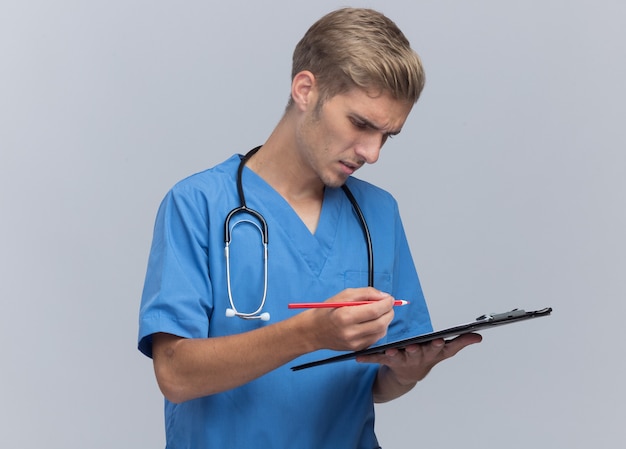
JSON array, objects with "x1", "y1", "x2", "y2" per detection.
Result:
[{"x1": 325, "y1": 87, "x2": 413, "y2": 131}]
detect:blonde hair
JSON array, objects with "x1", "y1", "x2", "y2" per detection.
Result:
[{"x1": 290, "y1": 8, "x2": 425, "y2": 106}]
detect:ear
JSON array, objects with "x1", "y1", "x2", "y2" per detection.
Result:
[{"x1": 290, "y1": 71, "x2": 318, "y2": 111}]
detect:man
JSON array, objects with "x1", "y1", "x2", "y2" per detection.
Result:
[{"x1": 139, "y1": 7, "x2": 480, "y2": 448}]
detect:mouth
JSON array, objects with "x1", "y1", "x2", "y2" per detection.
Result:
[{"x1": 339, "y1": 160, "x2": 361, "y2": 175}]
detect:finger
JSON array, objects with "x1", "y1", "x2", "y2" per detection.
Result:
[
  {"x1": 337, "y1": 288, "x2": 394, "y2": 305},
  {"x1": 336, "y1": 298, "x2": 395, "y2": 325},
  {"x1": 358, "y1": 334, "x2": 481, "y2": 366},
  {"x1": 441, "y1": 333, "x2": 482, "y2": 359}
]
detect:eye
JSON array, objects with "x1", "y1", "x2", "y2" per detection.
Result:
[{"x1": 351, "y1": 118, "x2": 368, "y2": 130}]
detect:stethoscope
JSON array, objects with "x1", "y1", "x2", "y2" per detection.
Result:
[{"x1": 224, "y1": 146, "x2": 374, "y2": 321}]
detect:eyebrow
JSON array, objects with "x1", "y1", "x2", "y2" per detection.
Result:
[{"x1": 352, "y1": 114, "x2": 402, "y2": 136}]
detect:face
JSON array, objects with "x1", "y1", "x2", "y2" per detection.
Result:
[{"x1": 295, "y1": 87, "x2": 413, "y2": 188}]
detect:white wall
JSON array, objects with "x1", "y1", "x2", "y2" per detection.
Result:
[{"x1": 1, "y1": 1, "x2": 624, "y2": 447}]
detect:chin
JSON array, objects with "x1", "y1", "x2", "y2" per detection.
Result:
[
  {"x1": 318, "y1": 167, "x2": 351, "y2": 189},
  {"x1": 322, "y1": 176, "x2": 348, "y2": 189}
]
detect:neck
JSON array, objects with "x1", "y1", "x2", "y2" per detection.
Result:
[
  {"x1": 247, "y1": 116, "x2": 324, "y2": 204},
  {"x1": 246, "y1": 116, "x2": 324, "y2": 233}
]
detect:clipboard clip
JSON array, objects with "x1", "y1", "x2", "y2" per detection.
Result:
[{"x1": 476, "y1": 308, "x2": 526, "y2": 322}]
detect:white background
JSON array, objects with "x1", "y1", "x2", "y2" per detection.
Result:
[{"x1": 1, "y1": 1, "x2": 624, "y2": 447}]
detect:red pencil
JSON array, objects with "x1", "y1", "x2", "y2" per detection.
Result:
[{"x1": 288, "y1": 300, "x2": 409, "y2": 309}]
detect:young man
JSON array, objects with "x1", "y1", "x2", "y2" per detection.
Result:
[{"x1": 138, "y1": 8, "x2": 480, "y2": 448}]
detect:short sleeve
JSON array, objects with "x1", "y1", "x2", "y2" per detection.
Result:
[{"x1": 138, "y1": 185, "x2": 214, "y2": 358}]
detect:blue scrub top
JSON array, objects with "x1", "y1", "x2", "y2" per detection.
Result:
[{"x1": 139, "y1": 154, "x2": 432, "y2": 449}]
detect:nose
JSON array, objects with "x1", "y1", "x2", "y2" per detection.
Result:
[{"x1": 354, "y1": 137, "x2": 383, "y2": 164}]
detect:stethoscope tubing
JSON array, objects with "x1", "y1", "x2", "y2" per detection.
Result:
[
  {"x1": 223, "y1": 147, "x2": 373, "y2": 321},
  {"x1": 340, "y1": 184, "x2": 374, "y2": 288}
]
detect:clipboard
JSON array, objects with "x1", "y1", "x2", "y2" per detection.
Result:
[{"x1": 291, "y1": 307, "x2": 552, "y2": 371}]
